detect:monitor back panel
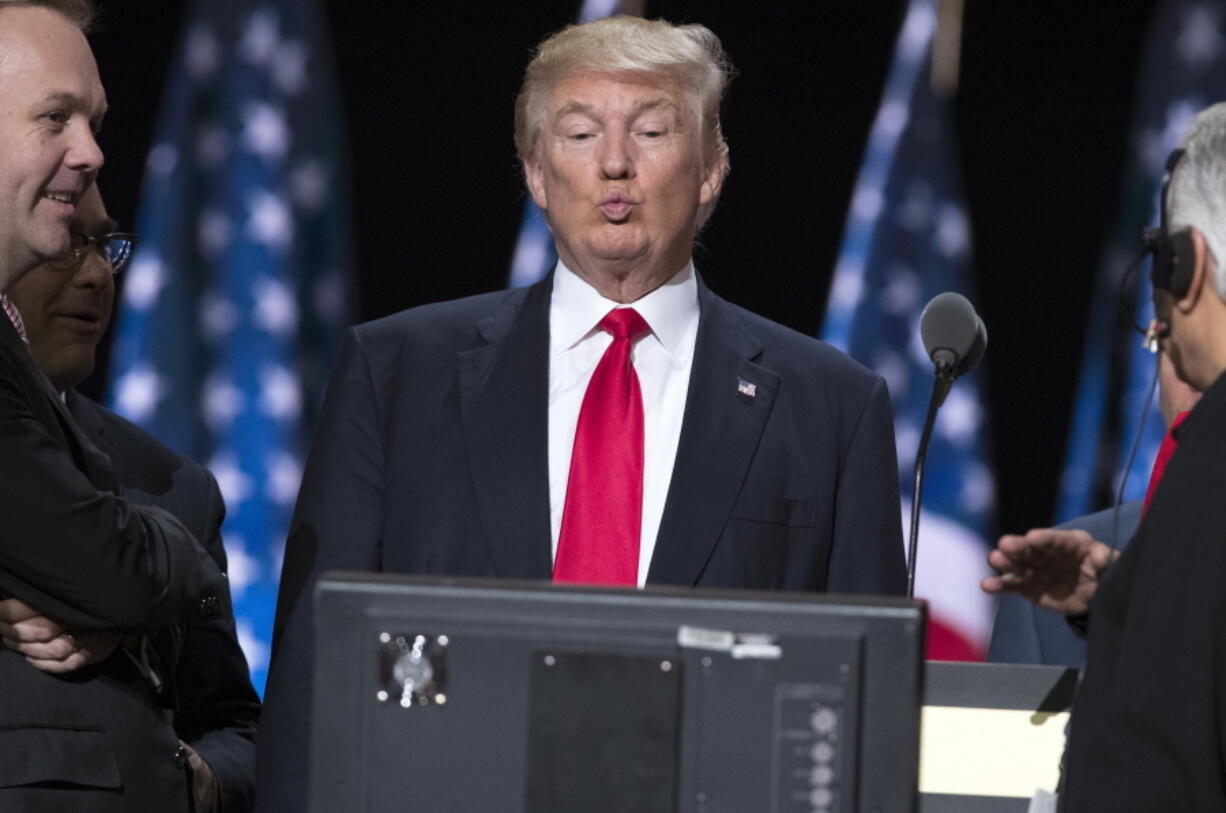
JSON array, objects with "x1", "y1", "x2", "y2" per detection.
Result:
[{"x1": 310, "y1": 574, "x2": 924, "y2": 813}]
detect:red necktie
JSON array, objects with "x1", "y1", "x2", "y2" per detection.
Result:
[
  {"x1": 553, "y1": 307, "x2": 650, "y2": 585},
  {"x1": 1142, "y1": 410, "x2": 1189, "y2": 515}
]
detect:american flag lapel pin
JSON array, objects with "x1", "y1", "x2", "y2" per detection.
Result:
[{"x1": 737, "y1": 378, "x2": 757, "y2": 398}]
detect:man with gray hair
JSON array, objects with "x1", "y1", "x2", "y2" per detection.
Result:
[
  {"x1": 259, "y1": 16, "x2": 905, "y2": 809},
  {"x1": 986, "y1": 103, "x2": 1226, "y2": 809}
]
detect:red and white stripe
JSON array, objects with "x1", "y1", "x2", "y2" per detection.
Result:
[{"x1": 903, "y1": 502, "x2": 994, "y2": 660}]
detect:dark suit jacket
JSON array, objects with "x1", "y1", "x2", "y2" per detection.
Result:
[
  {"x1": 1061, "y1": 373, "x2": 1226, "y2": 810},
  {"x1": 256, "y1": 275, "x2": 906, "y2": 811},
  {"x1": 986, "y1": 501, "x2": 1141, "y2": 667},
  {"x1": 67, "y1": 392, "x2": 261, "y2": 812},
  {"x1": 0, "y1": 311, "x2": 228, "y2": 812}
]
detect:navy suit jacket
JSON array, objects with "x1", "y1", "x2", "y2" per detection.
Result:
[
  {"x1": 256, "y1": 274, "x2": 906, "y2": 811},
  {"x1": 987, "y1": 501, "x2": 1141, "y2": 667}
]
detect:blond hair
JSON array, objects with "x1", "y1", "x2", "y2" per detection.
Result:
[{"x1": 515, "y1": 16, "x2": 732, "y2": 180}]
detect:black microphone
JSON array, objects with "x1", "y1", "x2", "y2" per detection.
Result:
[
  {"x1": 908, "y1": 293, "x2": 987, "y2": 598},
  {"x1": 919, "y1": 291, "x2": 988, "y2": 389}
]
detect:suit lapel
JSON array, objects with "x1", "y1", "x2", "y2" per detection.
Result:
[
  {"x1": 647, "y1": 281, "x2": 779, "y2": 586},
  {"x1": 458, "y1": 278, "x2": 554, "y2": 579},
  {"x1": 0, "y1": 319, "x2": 120, "y2": 492},
  {"x1": 65, "y1": 390, "x2": 125, "y2": 484}
]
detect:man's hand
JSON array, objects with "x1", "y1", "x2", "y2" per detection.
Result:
[
  {"x1": 980, "y1": 528, "x2": 1119, "y2": 616},
  {"x1": 0, "y1": 598, "x2": 121, "y2": 674},
  {"x1": 181, "y1": 741, "x2": 219, "y2": 813}
]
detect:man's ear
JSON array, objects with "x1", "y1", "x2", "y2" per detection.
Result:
[
  {"x1": 1176, "y1": 227, "x2": 1211, "y2": 314},
  {"x1": 698, "y1": 153, "x2": 727, "y2": 207},
  {"x1": 524, "y1": 160, "x2": 547, "y2": 211}
]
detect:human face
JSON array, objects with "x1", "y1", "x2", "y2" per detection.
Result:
[
  {"x1": 7, "y1": 184, "x2": 115, "y2": 392},
  {"x1": 525, "y1": 71, "x2": 722, "y2": 297},
  {"x1": 0, "y1": 6, "x2": 106, "y2": 286}
]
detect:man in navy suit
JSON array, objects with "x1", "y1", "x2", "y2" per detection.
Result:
[{"x1": 258, "y1": 17, "x2": 905, "y2": 809}]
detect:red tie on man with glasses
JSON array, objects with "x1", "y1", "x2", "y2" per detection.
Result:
[{"x1": 553, "y1": 307, "x2": 652, "y2": 586}]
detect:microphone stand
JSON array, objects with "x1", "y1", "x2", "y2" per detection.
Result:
[{"x1": 907, "y1": 364, "x2": 954, "y2": 599}]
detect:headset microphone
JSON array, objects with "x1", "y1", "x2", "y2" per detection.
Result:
[
  {"x1": 1143, "y1": 317, "x2": 1168, "y2": 353},
  {"x1": 1113, "y1": 147, "x2": 1188, "y2": 540}
]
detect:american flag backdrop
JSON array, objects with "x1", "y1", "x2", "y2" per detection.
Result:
[
  {"x1": 822, "y1": 0, "x2": 995, "y2": 660},
  {"x1": 105, "y1": 0, "x2": 351, "y2": 693},
  {"x1": 1057, "y1": 0, "x2": 1226, "y2": 522}
]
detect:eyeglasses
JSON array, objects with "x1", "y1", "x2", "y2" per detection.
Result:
[{"x1": 47, "y1": 230, "x2": 138, "y2": 274}]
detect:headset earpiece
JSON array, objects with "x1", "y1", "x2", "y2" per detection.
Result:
[
  {"x1": 1145, "y1": 148, "x2": 1194, "y2": 298},
  {"x1": 1167, "y1": 229, "x2": 1195, "y2": 298}
]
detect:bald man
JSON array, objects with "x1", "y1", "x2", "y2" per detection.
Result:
[{"x1": 0, "y1": 3, "x2": 227, "y2": 810}]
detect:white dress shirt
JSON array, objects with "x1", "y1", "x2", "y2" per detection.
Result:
[{"x1": 548, "y1": 260, "x2": 700, "y2": 586}]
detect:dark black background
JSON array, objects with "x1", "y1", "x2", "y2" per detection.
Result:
[{"x1": 85, "y1": 0, "x2": 1157, "y2": 537}]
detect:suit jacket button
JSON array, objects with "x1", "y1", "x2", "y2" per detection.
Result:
[
  {"x1": 199, "y1": 593, "x2": 220, "y2": 618},
  {"x1": 175, "y1": 745, "x2": 189, "y2": 769}
]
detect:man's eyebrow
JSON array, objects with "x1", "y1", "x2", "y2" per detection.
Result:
[
  {"x1": 631, "y1": 97, "x2": 679, "y2": 116},
  {"x1": 37, "y1": 91, "x2": 106, "y2": 126},
  {"x1": 39, "y1": 91, "x2": 88, "y2": 110},
  {"x1": 554, "y1": 100, "x2": 594, "y2": 120},
  {"x1": 554, "y1": 97, "x2": 680, "y2": 121},
  {"x1": 101, "y1": 217, "x2": 120, "y2": 233}
]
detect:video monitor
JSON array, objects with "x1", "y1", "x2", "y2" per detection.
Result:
[{"x1": 311, "y1": 574, "x2": 924, "y2": 813}]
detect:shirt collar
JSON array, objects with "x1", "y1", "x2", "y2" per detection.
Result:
[
  {"x1": 550, "y1": 259, "x2": 699, "y2": 355},
  {"x1": 0, "y1": 294, "x2": 28, "y2": 344}
]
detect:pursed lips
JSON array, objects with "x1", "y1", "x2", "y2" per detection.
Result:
[{"x1": 599, "y1": 193, "x2": 637, "y2": 221}]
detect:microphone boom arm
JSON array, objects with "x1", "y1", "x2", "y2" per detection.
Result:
[{"x1": 907, "y1": 370, "x2": 953, "y2": 598}]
